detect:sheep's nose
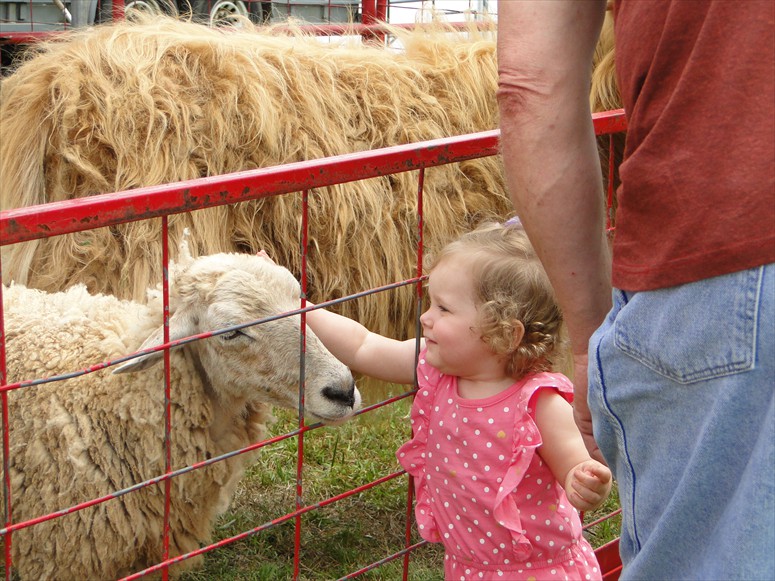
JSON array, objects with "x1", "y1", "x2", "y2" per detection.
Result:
[{"x1": 322, "y1": 382, "x2": 356, "y2": 408}]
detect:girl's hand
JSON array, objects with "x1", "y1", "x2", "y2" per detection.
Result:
[{"x1": 564, "y1": 459, "x2": 612, "y2": 512}]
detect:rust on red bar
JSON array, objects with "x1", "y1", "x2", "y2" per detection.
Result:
[{"x1": 593, "y1": 109, "x2": 628, "y2": 134}]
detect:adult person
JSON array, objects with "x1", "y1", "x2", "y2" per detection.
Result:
[{"x1": 497, "y1": 1, "x2": 774, "y2": 579}]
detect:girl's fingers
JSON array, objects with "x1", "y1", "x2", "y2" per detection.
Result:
[
  {"x1": 576, "y1": 461, "x2": 613, "y2": 489},
  {"x1": 586, "y1": 461, "x2": 613, "y2": 483},
  {"x1": 570, "y1": 487, "x2": 600, "y2": 511}
]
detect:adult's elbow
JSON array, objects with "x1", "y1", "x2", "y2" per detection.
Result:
[
  {"x1": 497, "y1": 68, "x2": 552, "y2": 121},
  {"x1": 498, "y1": 64, "x2": 591, "y2": 128}
]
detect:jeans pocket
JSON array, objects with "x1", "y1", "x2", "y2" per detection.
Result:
[{"x1": 613, "y1": 267, "x2": 763, "y2": 384}]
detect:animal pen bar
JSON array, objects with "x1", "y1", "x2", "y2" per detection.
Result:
[
  {"x1": 0, "y1": 2, "x2": 489, "y2": 76},
  {"x1": 0, "y1": 0, "x2": 387, "y2": 38},
  {"x1": 0, "y1": 1, "x2": 493, "y2": 43},
  {"x1": 0, "y1": 109, "x2": 627, "y2": 580}
]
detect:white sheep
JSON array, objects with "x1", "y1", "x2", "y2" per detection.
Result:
[{"x1": 1, "y1": 236, "x2": 361, "y2": 580}]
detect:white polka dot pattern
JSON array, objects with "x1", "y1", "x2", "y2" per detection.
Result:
[{"x1": 396, "y1": 350, "x2": 602, "y2": 580}]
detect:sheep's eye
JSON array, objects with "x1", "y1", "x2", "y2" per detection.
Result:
[{"x1": 220, "y1": 329, "x2": 244, "y2": 341}]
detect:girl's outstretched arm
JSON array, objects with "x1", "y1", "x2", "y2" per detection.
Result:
[
  {"x1": 533, "y1": 389, "x2": 612, "y2": 511},
  {"x1": 305, "y1": 306, "x2": 421, "y2": 385},
  {"x1": 256, "y1": 250, "x2": 420, "y2": 384}
]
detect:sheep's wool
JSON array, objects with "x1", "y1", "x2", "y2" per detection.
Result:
[{"x1": 1, "y1": 244, "x2": 358, "y2": 579}]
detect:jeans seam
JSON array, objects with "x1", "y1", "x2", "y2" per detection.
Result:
[
  {"x1": 594, "y1": 320, "x2": 641, "y2": 554},
  {"x1": 750, "y1": 265, "x2": 764, "y2": 369}
]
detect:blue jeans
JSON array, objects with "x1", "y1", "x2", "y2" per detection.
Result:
[{"x1": 589, "y1": 264, "x2": 775, "y2": 581}]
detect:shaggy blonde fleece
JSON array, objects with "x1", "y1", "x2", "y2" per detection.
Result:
[{"x1": 0, "y1": 15, "x2": 617, "y2": 340}]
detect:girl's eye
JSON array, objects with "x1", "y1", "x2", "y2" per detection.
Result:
[{"x1": 438, "y1": 305, "x2": 449, "y2": 313}]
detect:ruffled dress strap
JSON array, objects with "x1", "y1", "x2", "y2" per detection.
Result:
[
  {"x1": 395, "y1": 350, "x2": 447, "y2": 543},
  {"x1": 492, "y1": 372, "x2": 575, "y2": 561}
]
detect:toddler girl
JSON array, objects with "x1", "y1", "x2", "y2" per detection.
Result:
[{"x1": 290, "y1": 221, "x2": 612, "y2": 580}]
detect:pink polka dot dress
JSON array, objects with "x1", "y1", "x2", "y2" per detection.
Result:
[{"x1": 397, "y1": 351, "x2": 602, "y2": 581}]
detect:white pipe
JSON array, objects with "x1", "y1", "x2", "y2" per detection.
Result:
[{"x1": 52, "y1": 0, "x2": 73, "y2": 23}]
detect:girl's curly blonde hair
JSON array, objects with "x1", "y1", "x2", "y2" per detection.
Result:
[{"x1": 425, "y1": 220, "x2": 565, "y2": 379}]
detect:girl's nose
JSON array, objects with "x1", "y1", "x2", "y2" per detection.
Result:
[{"x1": 419, "y1": 309, "x2": 432, "y2": 328}]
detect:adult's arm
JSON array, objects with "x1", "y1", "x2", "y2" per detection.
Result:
[{"x1": 497, "y1": 0, "x2": 611, "y2": 462}]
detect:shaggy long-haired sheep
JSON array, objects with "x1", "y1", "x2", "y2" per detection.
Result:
[
  {"x1": 1, "y1": 236, "x2": 360, "y2": 580},
  {"x1": 0, "y1": 14, "x2": 617, "y2": 341}
]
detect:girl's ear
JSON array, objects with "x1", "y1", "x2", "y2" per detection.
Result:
[{"x1": 511, "y1": 320, "x2": 526, "y2": 349}]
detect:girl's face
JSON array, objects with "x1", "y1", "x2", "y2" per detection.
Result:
[{"x1": 420, "y1": 257, "x2": 504, "y2": 380}]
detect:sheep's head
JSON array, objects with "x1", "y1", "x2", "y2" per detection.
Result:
[{"x1": 114, "y1": 249, "x2": 361, "y2": 425}]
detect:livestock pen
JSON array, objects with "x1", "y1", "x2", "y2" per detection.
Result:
[{"x1": 0, "y1": 110, "x2": 626, "y2": 580}]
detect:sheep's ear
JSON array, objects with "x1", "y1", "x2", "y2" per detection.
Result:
[
  {"x1": 167, "y1": 229, "x2": 195, "y2": 288},
  {"x1": 177, "y1": 228, "x2": 195, "y2": 269},
  {"x1": 113, "y1": 312, "x2": 197, "y2": 374}
]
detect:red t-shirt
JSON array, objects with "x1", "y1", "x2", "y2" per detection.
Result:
[{"x1": 612, "y1": 0, "x2": 775, "y2": 290}]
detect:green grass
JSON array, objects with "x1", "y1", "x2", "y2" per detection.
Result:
[
  {"x1": 180, "y1": 394, "x2": 447, "y2": 580},
  {"x1": 179, "y1": 391, "x2": 621, "y2": 580},
  {"x1": 583, "y1": 479, "x2": 622, "y2": 549}
]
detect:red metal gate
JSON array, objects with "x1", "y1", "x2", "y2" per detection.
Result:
[{"x1": 1, "y1": 110, "x2": 626, "y2": 580}]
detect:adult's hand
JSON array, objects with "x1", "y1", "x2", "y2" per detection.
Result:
[{"x1": 572, "y1": 351, "x2": 606, "y2": 465}]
